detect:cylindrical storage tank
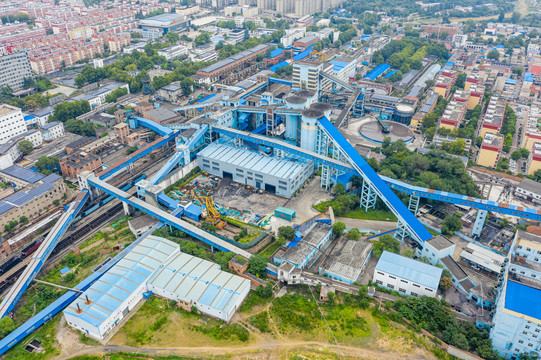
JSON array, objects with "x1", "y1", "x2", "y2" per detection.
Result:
[
  {"x1": 300, "y1": 109, "x2": 323, "y2": 152},
  {"x1": 297, "y1": 90, "x2": 316, "y2": 106},
  {"x1": 394, "y1": 104, "x2": 414, "y2": 125},
  {"x1": 285, "y1": 96, "x2": 307, "y2": 140},
  {"x1": 310, "y1": 102, "x2": 333, "y2": 120}
]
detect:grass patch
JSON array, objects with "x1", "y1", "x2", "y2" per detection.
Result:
[
  {"x1": 342, "y1": 208, "x2": 397, "y2": 222},
  {"x1": 3, "y1": 314, "x2": 61, "y2": 359},
  {"x1": 259, "y1": 240, "x2": 281, "y2": 258},
  {"x1": 313, "y1": 200, "x2": 333, "y2": 212},
  {"x1": 190, "y1": 321, "x2": 249, "y2": 342},
  {"x1": 427, "y1": 227, "x2": 440, "y2": 236},
  {"x1": 249, "y1": 311, "x2": 270, "y2": 333},
  {"x1": 224, "y1": 217, "x2": 265, "y2": 231},
  {"x1": 239, "y1": 291, "x2": 272, "y2": 313}
]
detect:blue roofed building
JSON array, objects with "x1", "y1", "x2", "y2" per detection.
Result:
[
  {"x1": 491, "y1": 230, "x2": 541, "y2": 359},
  {"x1": 373, "y1": 251, "x2": 443, "y2": 297},
  {"x1": 147, "y1": 250, "x2": 251, "y2": 322},
  {"x1": 321, "y1": 56, "x2": 356, "y2": 92},
  {"x1": 64, "y1": 236, "x2": 180, "y2": 340},
  {"x1": 64, "y1": 235, "x2": 251, "y2": 339}
]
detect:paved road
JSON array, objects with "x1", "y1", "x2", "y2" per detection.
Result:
[{"x1": 336, "y1": 217, "x2": 397, "y2": 232}]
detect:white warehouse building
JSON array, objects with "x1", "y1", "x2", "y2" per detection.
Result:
[
  {"x1": 373, "y1": 251, "x2": 443, "y2": 298},
  {"x1": 64, "y1": 235, "x2": 251, "y2": 340},
  {"x1": 197, "y1": 143, "x2": 314, "y2": 198},
  {"x1": 147, "y1": 251, "x2": 251, "y2": 321}
]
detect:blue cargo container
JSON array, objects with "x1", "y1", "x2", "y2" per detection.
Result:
[{"x1": 185, "y1": 203, "x2": 202, "y2": 222}]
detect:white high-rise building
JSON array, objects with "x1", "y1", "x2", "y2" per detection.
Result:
[
  {"x1": 0, "y1": 51, "x2": 33, "y2": 91},
  {"x1": 0, "y1": 105, "x2": 28, "y2": 145}
]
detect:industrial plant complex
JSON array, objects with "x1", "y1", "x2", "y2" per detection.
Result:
[{"x1": 0, "y1": 1, "x2": 540, "y2": 359}]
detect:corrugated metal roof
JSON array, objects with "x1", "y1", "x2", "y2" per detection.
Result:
[
  {"x1": 375, "y1": 251, "x2": 442, "y2": 289},
  {"x1": 1, "y1": 165, "x2": 44, "y2": 184},
  {"x1": 505, "y1": 280, "x2": 541, "y2": 320},
  {"x1": 148, "y1": 251, "x2": 250, "y2": 313},
  {"x1": 63, "y1": 236, "x2": 178, "y2": 328},
  {"x1": 199, "y1": 143, "x2": 310, "y2": 180}
]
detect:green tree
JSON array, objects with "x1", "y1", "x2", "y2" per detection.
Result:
[
  {"x1": 278, "y1": 226, "x2": 295, "y2": 240},
  {"x1": 346, "y1": 228, "x2": 361, "y2": 240},
  {"x1": 441, "y1": 215, "x2": 462, "y2": 235},
  {"x1": 65, "y1": 119, "x2": 96, "y2": 137},
  {"x1": 18, "y1": 140, "x2": 34, "y2": 155},
  {"x1": 487, "y1": 50, "x2": 500, "y2": 61},
  {"x1": 0, "y1": 317, "x2": 17, "y2": 338},
  {"x1": 35, "y1": 156, "x2": 61, "y2": 175},
  {"x1": 247, "y1": 255, "x2": 267, "y2": 277},
  {"x1": 165, "y1": 32, "x2": 180, "y2": 43},
  {"x1": 373, "y1": 235, "x2": 400, "y2": 257},
  {"x1": 19, "y1": 216, "x2": 28, "y2": 224},
  {"x1": 332, "y1": 221, "x2": 346, "y2": 236},
  {"x1": 333, "y1": 183, "x2": 346, "y2": 195}
]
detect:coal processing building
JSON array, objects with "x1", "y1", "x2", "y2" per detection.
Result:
[
  {"x1": 197, "y1": 142, "x2": 314, "y2": 198},
  {"x1": 63, "y1": 235, "x2": 250, "y2": 340}
]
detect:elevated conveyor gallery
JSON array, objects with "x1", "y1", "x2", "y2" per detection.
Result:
[
  {"x1": 212, "y1": 125, "x2": 541, "y2": 224},
  {"x1": 87, "y1": 175, "x2": 253, "y2": 258},
  {"x1": 0, "y1": 190, "x2": 90, "y2": 319}
]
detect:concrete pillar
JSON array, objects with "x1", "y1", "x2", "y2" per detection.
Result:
[
  {"x1": 472, "y1": 210, "x2": 487, "y2": 237},
  {"x1": 122, "y1": 202, "x2": 132, "y2": 216}
]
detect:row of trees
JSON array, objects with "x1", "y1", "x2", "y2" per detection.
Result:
[{"x1": 501, "y1": 105, "x2": 517, "y2": 153}]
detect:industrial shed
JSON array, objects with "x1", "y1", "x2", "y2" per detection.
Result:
[
  {"x1": 147, "y1": 251, "x2": 250, "y2": 321},
  {"x1": 63, "y1": 236, "x2": 179, "y2": 340},
  {"x1": 197, "y1": 143, "x2": 313, "y2": 198}
]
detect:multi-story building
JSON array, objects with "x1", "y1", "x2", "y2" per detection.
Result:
[
  {"x1": 491, "y1": 230, "x2": 541, "y2": 359},
  {"x1": 196, "y1": 44, "x2": 269, "y2": 83},
  {"x1": 373, "y1": 251, "x2": 443, "y2": 297},
  {"x1": 0, "y1": 51, "x2": 33, "y2": 91},
  {"x1": 225, "y1": 28, "x2": 247, "y2": 45},
  {"x1": 0, "y1": 169, "x2": 65, "y2": 229},
  {"x1": 293, "y1": 35, "x2": 318, "y2": 51},
  {"x1": 526, "y1": 142, "x2": 541, "y2": 176},
  {"x1": 467, "y1": 84, "x2": 485, "y2": 110},
  {"x1": 139, "y1": 13, "x2": 190, "y2": 36},
  {"x1": 477, "y1": 132, "x2": 504, "y2": 168},
  {"x1": 40, "y1": 121, "x2": 65, "y2": 141},
  {"x1": 420, "y1": 24, "x2": 459, "y2": 37},
  {"x1": 281, "y1": 28, "x2": 305, "y2": 47},
  {"x1": 0, "y1": 105, "x2": 28, "y2": 145},
  {"x1": 439, "y1": 99, "x2": 468, "y2": 129},
  {"x1": 293, "y1": 61, "x2": 322, "y2": 92},
  {"x1": 321, "y1": 56, "x2": 356, "y2": 92},
  {"x1": 515, "y1": 178, "x2": 541, "y2": 205},
  {"x1": 480, "y1": 97, "x2": 507, "y2": 138},
  {"x1": 60, "y1": 149, "x2": 102, "y2": 178},
  {"x1": 157, "y1": 44, "x2": 188, "y2": 60}
]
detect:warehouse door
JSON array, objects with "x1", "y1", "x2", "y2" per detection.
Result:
[
  {"x1": 255, "y1": 181, "x2": 261, "y2": 189},
  {"x1": 265, "y1": 184, "x2": 276, "y2": 194},
  {"x1": 223, "y1": 171, "x2": 233, "y2": 179}
]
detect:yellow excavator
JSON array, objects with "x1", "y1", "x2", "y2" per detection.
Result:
[{"x1": 191, "y1": 190, "x2": 225, "y2": 228}]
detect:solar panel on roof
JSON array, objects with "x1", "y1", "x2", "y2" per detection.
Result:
[
  {"x1": 0, "y1": 201, "x2": 13, "y2": 215},
  {"x1": 1, "y1": 165, "x2": 44, "y2": 184},
  {"x1": 41, "y1": 174, "x2": 61, "y2": 184}
]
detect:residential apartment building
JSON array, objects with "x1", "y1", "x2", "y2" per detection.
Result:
[
  {"x1": 480, "y1": 97, "x2": 506, "y2": 138},
  {"x1": 373, "y1": 251, "x2": 443, "y2": 297},
  {"x1": 157, "y1": 44, "x2": 188, "y2": 60},
  {"x1": 491, "y1": 230, "x2": 541, "y2": 359},
  {"x1": 40, "y1": 121, "x2": 65, "y2": 141},
  {"x1": 477, "y1": 132, "x2": 504, "y2": 168},
  {"x1": 0, "y1": 105, "x2": 28, "y2": 145},
  {"x1": 439, "y1": 99, "x2": 468, "y2": 129},
  {"x1": 0, "y1": 51, "x2": 33, "y2": 91},
  {"x1": 293, "y1": 61, "x2": 322, "y2": 92},
  {"x1": 526, "y1": 142, "x2": 541, "y2": 176}
]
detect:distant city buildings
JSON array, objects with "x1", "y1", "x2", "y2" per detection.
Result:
[
  {"x1": 0, "y1": 105, "x2": 28, "y2": 145},
  {"x1": 0, "y1": 50, "x2": 33, "y2": 91}
]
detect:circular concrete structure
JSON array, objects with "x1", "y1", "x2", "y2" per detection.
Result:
[
  {"x1": 301, "y1": 109, "x2": 323, "y2": 152},
  {"x1": 359, "y1": 119, "x2": 415, "y2": 144},
  {"x1": 286, "y1": 96, "x2": 306, "y2": 105},
  {"x1": 310, "y1": 102, "x2": 333, "y2": 120},
  {"x1": 297, "y1": 90, "x2": 315, "y2": 98}
]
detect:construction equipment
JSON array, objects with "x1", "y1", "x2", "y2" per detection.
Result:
[
  {"x1": 310, "y1": 51, "x2": 325, "y2": 61},
  {"x1": 191, "y1": 190, "x2": 225, "y2": 228}
]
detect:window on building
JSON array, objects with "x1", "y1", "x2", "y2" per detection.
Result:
[
  {"x1": 413, "y1": 284, "x2": 420, "y2": 288},
  {"x1": 377, "y1": 271, "x2": 384, "y2": 276},
  {"x1": 387, "y1": 284, "x2": 394, "y2": 289},
  {"x1": 400, "y1": 279, "x2": 408, "y2": 283},
  {"x1": 425, "y1": 288, "x2": 433, "y2": 292},
  {"x1": 519, "y1": 340, "x2": 524, "y2": 344},
  {"x1": 389, "y1": 275, "x2": 396, "y2": 279},
  {"x1": 411, "y1": 292, "x2": 418, "y2": 296},
  {"x1": 376, "y1": 280, "x2": 383, "y2": 285},
  {"x1": 399, "y1": 288, "x2": 406, "y2": 293}
]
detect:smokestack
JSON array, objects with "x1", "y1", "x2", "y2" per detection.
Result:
[
  {"x1": 84, "y1": 294, "x2": 93, "y2": 305},
  {"x1": 75, "y1": 303, "x2": 83, "y2": 314}
]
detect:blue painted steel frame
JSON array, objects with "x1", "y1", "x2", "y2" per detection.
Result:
[
  {"x1": 0, "y1": 220, "x2": 165, "y2": 356},
  {"x1": 0, "y1": 190, "x2": 90, "y2": 318},
  {"x1": 88, "y1": 178, "x2": 235, "y2": 253},
  {"x1": 214, "y1": 124, "x2": 541, "y2": 222}
]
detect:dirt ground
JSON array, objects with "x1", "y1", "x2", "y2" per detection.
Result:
[{"x1": 212, "y1": 178, "x2": 288, "y2": 216}]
